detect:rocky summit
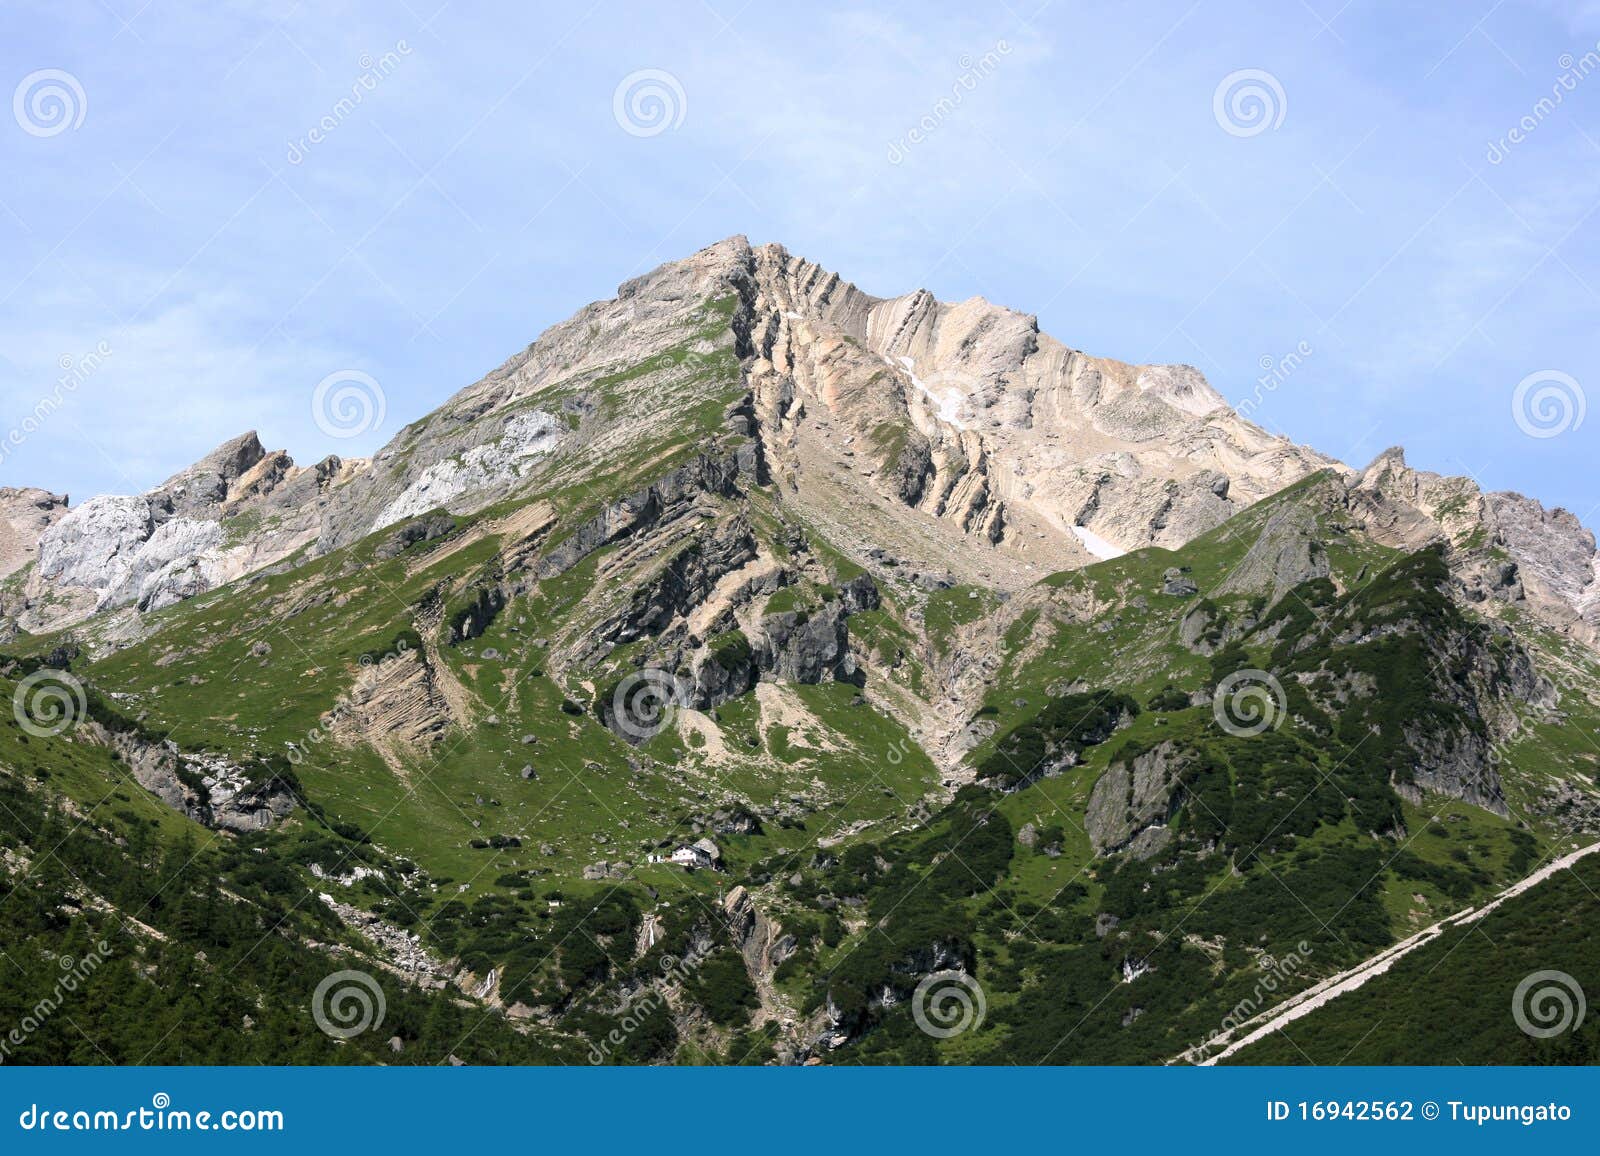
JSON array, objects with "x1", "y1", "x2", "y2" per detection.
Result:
[{"x1": 1, "y1": 237, "x2": 1597, "y2": 1067}]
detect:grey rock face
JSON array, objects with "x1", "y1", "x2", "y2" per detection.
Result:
[
  {"x1": 105, "y1": 517, "x2": 224, "y2": 610},
  {"x1": 606, "y1": 515, "x2": 757, "y2": 647},
  {"x1": 36, "y1": 494, "x2": 152, "y2": 593},
  {"x1": 536, "y1": 453, "x2": 747, "y2": 580},
  {"x1": 20, "y1": 431, "x2": 363, "y2": 633},
  {"x1": 1216, "y1": 501, "x2": 1329, "y2": 603},
  {"x1": 369, "y1": 410, "x2": 564, "y2": 532},
  {"x1": 1161, "y1": 567, "x2": 1199, "y2": 597},
  {"x1": 0, "y1": 486, "x2": 69, "y2": 581},
  {"x1": 689, "y1": 643, "x2": 757, "y2": 711},
  {"x1": 1349, "y1": 448, "x2": 1600, "y2": 650},
  {"x1": 1484, "y1": 491, "x2": 1600, "y2": 644},
  {"x1": 756, "y1": 604, "x2": 855, "y2": 685},
  {"x1": 146, "y1": 430, "x2": 271, "y2": 520},
  {"x1": 837, "y1": 573, "x2": 882, "y2": 613},
  {"x1": 82, "y1": 722, "x2": 297, "y2": 831},
  {"x1": 1086, "y1": 741, "x2": 1190, "y2": 856},
  {"x1": 372, "y1": 513, "x2": 458, "y2": 561}
]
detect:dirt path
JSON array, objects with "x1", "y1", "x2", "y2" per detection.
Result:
[{"x1": 1176, "y1": 838, "x2": 1600, "y2": 1066}]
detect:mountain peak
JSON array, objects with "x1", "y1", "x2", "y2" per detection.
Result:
[{"x1": 8, "y1": 239, "x2": 1594, "y2": 652}]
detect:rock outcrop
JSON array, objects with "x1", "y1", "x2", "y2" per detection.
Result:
[
  {"x1": 1216, "y1": 501, "x2": 1329, "y2": 603},
  {"x1": 1086, "y1": 741, "x2": 1190, "y2": 857},
  {"x1": 1347, "y1": 447, "x2": 1600, "y2": 649},
  {"x1": 0, "y1": 486, "x2": 69, "y2": 582},
  {"x1": 80, "y1": 721, "x2": 297, "y2": 831},
  {"x1": 18, "y1": 432, "x2": 364, "y2": 633}
]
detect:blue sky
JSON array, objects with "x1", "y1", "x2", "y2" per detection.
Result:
[{"x1": 2, "y1": 0, "x2": 1597, "y2": 523}]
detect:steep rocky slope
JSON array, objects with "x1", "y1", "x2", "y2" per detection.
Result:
[
  {"x1": 9, "y1": 238, "x2": 1598, "y2": 658},
  {"x1": 1, "y1": 237, "x2": 1596, "y2": 1068}
]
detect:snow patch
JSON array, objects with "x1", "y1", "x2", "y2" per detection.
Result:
[
  {"x1": 896, "y1": 356, "x2": 969, "y2": 430},
  {"x1": 1071, "y1": 524, "x2": 1126, "y2": 560}
]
